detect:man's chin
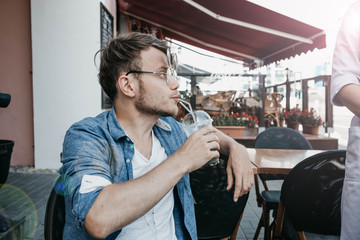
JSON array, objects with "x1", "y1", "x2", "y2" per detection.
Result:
[{"x1": 162, "y1": 111, "x2": 177, "y2": 118}]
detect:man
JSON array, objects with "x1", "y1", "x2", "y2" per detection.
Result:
[
  {"x1": 60, "y1": 32, "x2": 253, "y2": 239},
  {"x1": 331, "y1": 1, "x2": 360, "y2": 239}
]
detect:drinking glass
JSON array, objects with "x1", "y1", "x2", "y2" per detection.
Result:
[{"x1": 179, "y1": 99, "x2": 219, "y2": 167}]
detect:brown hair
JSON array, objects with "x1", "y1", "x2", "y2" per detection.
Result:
[{"x1": 97, "y1": 32, "x2": 168, "y2": 102}]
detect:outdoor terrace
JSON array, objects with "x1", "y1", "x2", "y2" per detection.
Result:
[{"x1": 1, "y1": 169, "x2": 340, "y2": 240}]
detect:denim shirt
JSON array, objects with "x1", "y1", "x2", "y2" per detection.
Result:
[{"x1": 59, "y1": 108, "x2": 197, "y2": 239}]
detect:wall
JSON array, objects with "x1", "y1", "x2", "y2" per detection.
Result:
[
  {"x1": 0, "y1": 0, "x2": 34, "y2": 166},
  {"x1": 31, "y1": 0, "x2": 108, "y2": 169}
]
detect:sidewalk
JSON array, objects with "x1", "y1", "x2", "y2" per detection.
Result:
[
  {"x1": 1, "y1": 171, "x2": 58, "y2": 240},
  {"x1": 1, "y1": 172, "x2": 339, "y2": 240}
]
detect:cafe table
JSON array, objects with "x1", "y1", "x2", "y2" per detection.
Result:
[{"x1": 246, "y1": 148, "x2": 325, "y2": 174}]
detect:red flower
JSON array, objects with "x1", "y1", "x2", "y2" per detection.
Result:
[{"x1": 299, "y1": 108, "x2": 322, "y2": 126}]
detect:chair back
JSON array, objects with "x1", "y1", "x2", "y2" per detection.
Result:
[
  {"x1": 281, "y1": 150, "x2": 346, "y2": 235},
  {"x1": 190, "y1": 154, "x2": 249, "y2": 239},
  {"x1": 254, "y1": 127, "x2": 312, "y2": 150},
  {"x1": 255, "y1": 127, "x2": 312, "y2": 181},
  {"x1": 44, "y1": 176, "x2": 65, "y2": 240}
]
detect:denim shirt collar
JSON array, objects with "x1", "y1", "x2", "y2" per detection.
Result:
[
  {"x1": 107, "y1": 108, "x2": 127, "y2": 141},
  {"x1": 107, "y1": 107, "x2": 172, "y2": 141}
]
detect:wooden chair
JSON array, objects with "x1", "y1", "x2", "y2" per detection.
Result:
[
  {"x1": 253, "y1": 127, "x2": 312, "y2": 240},
  {"x1": 190, "y1": 154, "x2": 249, "y2": 240},
  {"x1": 198, "y1": 91, "x2": 237, "y2": 116},
  {"x1": 273, "y1": 150, "x2": 346, "y2": 240},
  {"x1": 264, "y1": 93, "x2": 283, "y2": 127}
]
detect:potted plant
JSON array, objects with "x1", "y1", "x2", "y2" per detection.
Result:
[
  {"x1": 0, "y1": 93, "x2": 13, "y2": 185},
  {"x1": 299, "y1": 108, "x2": 322, "y2": 135},
  {"x1": 212, "y1": 112, "x2": 258, "y2": 137},
  {"x1": 283, "y1": 107, "x2": 302, "y2": 130}
]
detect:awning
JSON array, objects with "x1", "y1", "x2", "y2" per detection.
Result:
[
  {"x1": 119, "y1": 0, "x2": 326, "y2": 67},
  {"x1": 177, "y1": 63, "x2": 211, "y2": 77}
]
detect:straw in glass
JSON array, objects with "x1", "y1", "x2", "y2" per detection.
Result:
[{"x1": 178, "y1": 98, "x2": 198, "y2": 128}]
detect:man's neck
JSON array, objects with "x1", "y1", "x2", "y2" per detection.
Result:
[{"x1": 114, "y1": 104, "x2": 159, "y2": 159}]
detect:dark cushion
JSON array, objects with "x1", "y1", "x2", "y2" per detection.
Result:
[{"x1": 261, "y1": 190, "x2": 280, "y2": 209}]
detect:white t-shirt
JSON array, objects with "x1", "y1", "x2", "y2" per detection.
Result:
[{"x1": 116, "y1": 131, "x2": 177, "y2": 240}]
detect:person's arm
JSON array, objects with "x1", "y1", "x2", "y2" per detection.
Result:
[
  {"x1": 335, "y1": 84, "x2": 360, "y2": 118},
  {"x1": 84, "y1": 126, "x2": 220, "y2": 238},
  {"x1": 331, "y1": 3, "x2": 360, "y2": 115},
  {"x1": 215, "y1": 128, "x2": 254, "y2": 202}
]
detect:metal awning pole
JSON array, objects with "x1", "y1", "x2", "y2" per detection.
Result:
[{"x1": 259, "y1": 74, "x2": 266, "y2": 128}]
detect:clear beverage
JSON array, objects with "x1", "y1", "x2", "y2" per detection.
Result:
[{"x1": 181, "y1": 110, "x2": 220, "y2": 167}]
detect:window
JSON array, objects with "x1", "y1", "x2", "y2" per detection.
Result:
[{"x1": 100, "y1": 3, "x2": 114, "y2": 109}]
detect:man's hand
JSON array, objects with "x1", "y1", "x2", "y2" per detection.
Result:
[
  {"x1": 214, "y1": 129, "x2": 254, "y2": 202},
  {"x1": 175, "y1": 126, "x2": 220, "y2": 173},
  {"x1": 225, "y1": 144, "x2": 254, "y2": 202}
]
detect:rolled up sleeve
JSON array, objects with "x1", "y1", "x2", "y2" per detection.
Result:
[
  {"x1": 60, "y1": 121, "x2": 115, "y2": 228},
  {"x1": 331, "y1": 5, "x2": 360, "y2": 106}
]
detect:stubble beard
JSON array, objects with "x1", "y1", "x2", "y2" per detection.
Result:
[{"x1": 135, "y1": 79, "x2": 176, "y2": 117}]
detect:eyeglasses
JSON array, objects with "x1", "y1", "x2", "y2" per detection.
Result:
[{"x1": 126, "y1": 68, "x2": 178, "y2": 84}]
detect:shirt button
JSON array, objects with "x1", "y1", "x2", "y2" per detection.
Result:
[
  {"x1": 126, "y1": 137, "x2": 130, "y2": 142},
  {"x1": 129, "y1": 144, "x2": 134, "y2": 150},
  {"x1": 126, "y1": 159, "x2": 130, "y2": 163}
]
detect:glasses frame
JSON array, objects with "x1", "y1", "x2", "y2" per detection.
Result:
[{"x1": 125, "y1": 68, "x2": 178, "y2": 84}]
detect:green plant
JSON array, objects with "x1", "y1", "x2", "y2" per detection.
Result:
[
  {"x1": 299, "y1": 108, "x2": 322, "y2": 126},
  {"x1": 212, "y1": 112, "x2": 258, "y2": 128},
  {"x1": 283, "y1": 107, "x2": 302, "y2": 123}
]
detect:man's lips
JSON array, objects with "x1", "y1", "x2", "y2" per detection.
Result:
[{"x1": 172, "y1": 94, "x2": 181, "y2": 102}]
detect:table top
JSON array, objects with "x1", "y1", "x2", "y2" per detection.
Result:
[
  {"x1": 247, "y1": 148, "x2": 324, "y2": 174},
  {"x1": 233, "y1": 131, "x2": 338, "y2": 140}
]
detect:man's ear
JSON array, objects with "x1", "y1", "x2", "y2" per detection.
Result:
[{"x1": 117, "y1": 75, "x2": 136, "y2": 97}]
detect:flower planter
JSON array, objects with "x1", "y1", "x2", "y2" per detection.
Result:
[
  {"x1": 0, "y1": 140, "x2": 14, "y2": 185},
  {"x1": 215, "y1": 126, "x2": 246, "y2": 137},
  {"x1": 286, "y1": 121, "x2": 299, "y2": 131},
  {"x1": 302, "y1": 124, "x2": 319, "y2": 135}
]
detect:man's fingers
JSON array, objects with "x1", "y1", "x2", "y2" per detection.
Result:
[
  {"x1": 233, "y1": 176, "x2": 243, "y2": 202},
  {"x1": 226, "y1": 166, "x2": 234, "y2": 191},
  {"x1": 197, "y1": 125, "x2": 217, "y2": 135}
]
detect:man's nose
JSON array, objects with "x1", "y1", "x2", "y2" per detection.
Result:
[{"x1": 168, "y1": 77, "x2": 180, "y2": 89}]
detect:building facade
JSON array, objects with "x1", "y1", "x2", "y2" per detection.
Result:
[{"x1": 0, "y1": 0, "x2": 121, "y2": 169}]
